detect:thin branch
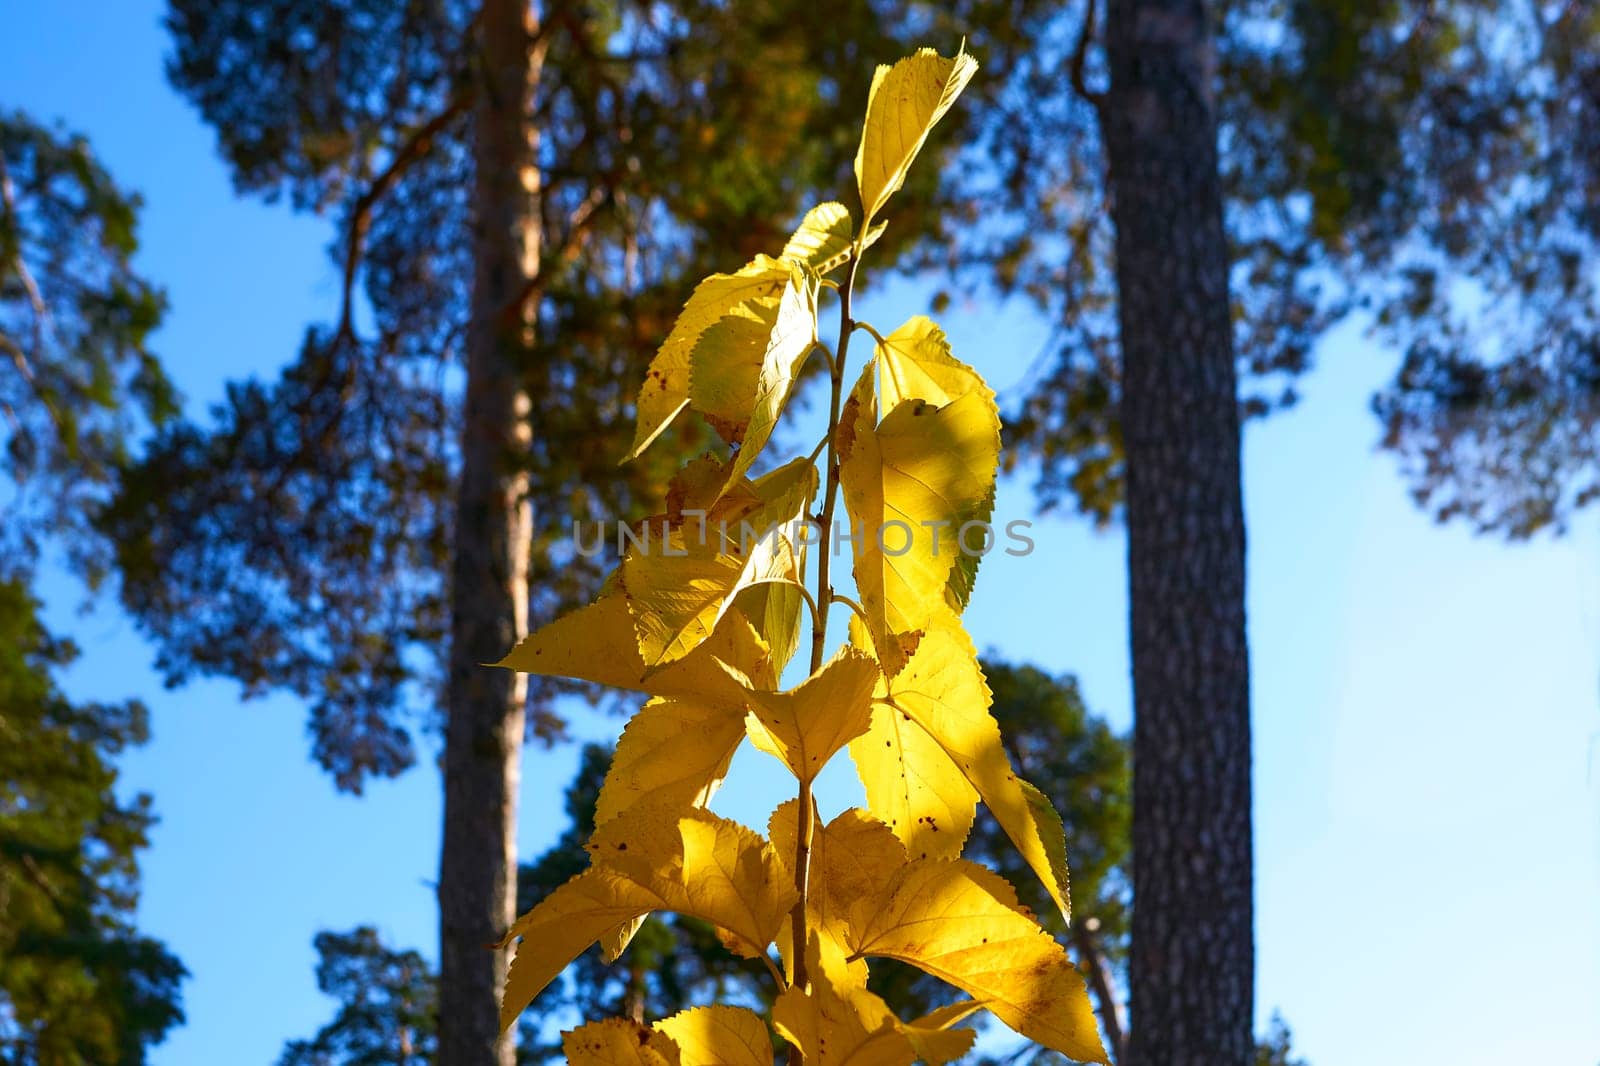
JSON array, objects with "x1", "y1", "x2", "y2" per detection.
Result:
[
  {"x1": 502, "y1": 183, "x2": 611, "y2": 325},
  {"x1": 828, "y1": 592, "x2": 870, "y2": 627},
  {"x1": 0, "y1": 152, "x2": 51, "y2": 358},
  {"x1": 852, "y1": 320, "x2": 887, "y2": 347},
  {"x1": 1070, "y1": 0, "x2": 1106, "y2": 110},
  {"x1": 335, "y1": 94, "x2": 472, "y2": 344},
  {"x1": 793, "y1": 580, "x2": 822, "y2": 633},
  {"x1": 759, "y1": 949, "x2": 787, "y2": 989},
  {"x1": 1071, "y1": 917, "x2": 1128, "y2": 1066}
]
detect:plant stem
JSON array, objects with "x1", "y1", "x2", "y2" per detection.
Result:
[{"x1": 789, "y1": 245, "x2": 862, "y2": 1018}]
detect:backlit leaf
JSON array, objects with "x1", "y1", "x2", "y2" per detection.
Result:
[
  {"x1": 652, "y1": 1006, "x2": 772, "y2": 1066},
  {"x1": 845, "y1": 859, "x2": 1105, "y2": 1063},
  {"x1": 873, "y1": 316, "x2": 998, "y2": 609},
  {"x1": 781, "y1": 202, "x2": 888, "y2": 275},
  {"x1": 878, "y1": 620, "x2": 1073, "y2": 922},
  {"x1": 594, "y1": 697, "x2": 746, "y2": 827},
  {"x1": 733, "y1": 579, "x2": 806, "y2": 675},
  {"x1": 493, "y1": 592, "x2": 775, "y2": 709},
  {"x1": 689, "y1": 262, "x2": 820, "y2": 489},
  {"x1": 768, "y1": 804, "x2": 907, "y2": 982},
  {"x1": 772, "y1": 937, "x2": 915, "y2": 1066},
  {"x1": 782, "y1": 202, "x2": 854, "y2": 272},
  {"x1": 563, "y1": 1018, "x2": 681, "y2": 1066},
  {"x1": 855, "y1": 48, "x2": 977, "y2": 228},
  {"x1": 622, "y1": 457, "x2": 816, "y2": 670},
  {"x1": 627, "y1": 256, "x2": 791, "y2": 460},
  {"x1": 837, "y1": 354, "x2": 1001, "y2": 675},
  {"x1": 500, "y1": 807, "x2": 794, "y2": 1030},
  {"x1": 847, "y1": 692, "x2": 978, "y2": 861},
  {"x1": 742, "y1": 647, "x2": 878, "y2": 783}
]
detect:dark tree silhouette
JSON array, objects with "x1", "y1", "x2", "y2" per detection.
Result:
[{"x1": 0, "y1": 111, "x2": 183, "y2": 1066}]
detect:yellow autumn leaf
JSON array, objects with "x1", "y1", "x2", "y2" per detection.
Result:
[
  {"x1": 874, "y1": 315, "x2": 986, "y2": 410},
  {"x1": 855, "y1": 48, "x2": 978, "y2": 229},
  {"x1": 689, "y1": 262, "x2": 820, "y2": 491},
  {"x1": 499, "y1": 868, "x2": 658, "y2": 1031},
  {"x1": 593, "y1": 697, "x2": 746, "y2": 827},
  {"x1": 836, "y1": 355, "x2": 1000, "y2": 675},
  {"x1": 845, "y1": 859, "x2": 1106, "y2": 1063},
  {"x1": 652, "y1": 1006, "x2": 773, "y2": 1066},
  {"x1": 847, "y1": 692, "x2": 978, "y2": 861},
  {"x1": 622, "y1": 457, "x2": 817, "y2": 669},
  {"x1": 893, "y1": 1001, "x2": 983, "y2": 1066},
  {"x1": 741, "y1": 646, "x2": 878, "y2": 783},
  {"x1": 772, "y1": 937, "x2": 916, "y2": 1066},
  {"x1": 781, "y1": 202, "x2": 888, "y2": 275},
  {"x1": 563, "y1": 1018, "x2": 681, "y2": 1066},
  {"x1": 878, "y1": 619, "x2": 1074, "y2": 923},
  {"x1": 492, "y1": 592, "x2": 775, "y2": 710},
  {"x1": 782, "y1": 202, "x2": 854, "y2": 272},
  {"x1": 765, "y1": 808, "x2": 973, "y2": 1066},
  {"x1": 627, "y1": 255, "x2": 792, "y2": 460},
  {"x1": 872, "y1": 314, "x2": 998, "y2": 610},
  {"x1": 500, "y1": 807, "x2": 794, "y2": 1030},
  {"x1": 768, "y1": 803, "x2": 906, "y2": 982},
  {"x1": 733, "y1": 579, "x2": 806, "y2": 675}
]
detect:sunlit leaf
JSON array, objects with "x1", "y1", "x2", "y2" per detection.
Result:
[
  {"x1": 499, "y1": 807, "x2": 794, "y2": 1030},
  {"x1": 493, "y1": 592, "x2": 775, "y2": 709},
  {"x1": 855, "y1": 48, "x2": 978, "y2": 228},
  {"x1": 733, "y1": 579, "x2": 807, "y2": 675},
  {"x1": 772, "y1": 937, "x2": 916, "y2": 1066},
  {"x1": 847, "y1": 690, "x2": 978, "y2": 861},
  {"x1": 653, "y1": 1005, "x2": 773, "y2": 1066},
  {"x1": 594, "y1": 697, "x2": 746, "y2": 827},
  {"x1": 563, "y1": 1018, "x2": 681, "y2": 1066},
  {"x1": 845, "y1": 859, "x2": 1105, "y2": 1062},
  {"x1": 689, "y1": 262, "x2": 820, "y2": 489},
  {"x1": 872, "y1": 316, "x2": 998, "y2": 609},
  {"x1": 781, "y1": 202, "x2": 887, "y2": 275},
  {"x1": 627, "y1": 255, "x2": 792, "y2": 460},
  {"x1": 622, "y1": 457, "x2": 817, "y2": 669},
  {"x1": 782, "y1": 202, "x2": 855, "y2": 272},
  {"x1": 742, "y1": 646, "x2": 878, "y2": 783},
  {"x1": 837, "y1": 353, "x2": 1000, "y2": 674},
  {"x1": 878, "y1": 619, "x2": 1073, "y2": 922}
]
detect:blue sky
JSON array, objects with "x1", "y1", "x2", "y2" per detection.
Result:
[{"x1": 5, "y1": 4, "x2": 1599, "y2": 1064}]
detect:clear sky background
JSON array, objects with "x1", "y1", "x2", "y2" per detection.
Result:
[{"x1": 5, "y1": 4, "x2": 1599, "y2": 1064}]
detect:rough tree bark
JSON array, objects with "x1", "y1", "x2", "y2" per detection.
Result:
[
  {"x1": 1100, "y1": 1, "x2": 1255, "y2": 1063},
  {"x1": 438, "y1": 1, "x2": 541, "y2": 1063}
]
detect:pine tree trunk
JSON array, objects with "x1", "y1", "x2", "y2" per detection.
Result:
[
  {"x1": 1100, "y1": 2, "x2": 1254, "y2": 1063},
  {"x1": 438, "y1": 1, "x2": 540, "y2": 1062}
]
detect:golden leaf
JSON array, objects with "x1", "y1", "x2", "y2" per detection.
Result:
[
  {"x1": 871, "y1": 315, "x2": 998, "y2": 611},
  {"x1": 689, "y1": 262, "x2": 820, "y2": 490},
  {"x1": 836, "y1": 353, "x2": 1000, "y2": 675},
  {"x1": 652, "y1": 1006, "x2": 773, "y2": 1066},
  {"x1": 593, "y1": 697, "x2": 746, "y2": 827},
  {"x1": 847, "y1": 695, "x2": 978, "y2": 861},
  {"x1": 855, "y1": 48, "x2": 978, "y2": 228},
  {"x1": 627, "y1": 256, "x2": 791, "y2": 460},
  {"x1": 772, "y1": 937, "x2": 916, "y2": 1066},
  {"x1": 742, "y1": 647, "x2": 879, "y2": 783},
  {"x1": 878, "y1": 620, "x2": 1073, "y2": 922},
  {"x1": 781, "y1": 202, "x2": 887, "y2": 275},
  {"x1": 845, "y1": 859, "x2": 1106, "y2": 1063},
  {"x1": 562, "y1": 1018, "x2": 681, "y2": 1066},
  {"x1": 493, "y1": 593, "x2": 774, "y2": 710},
  {"x1": 499, "y1": 808, "x2": 794, "y2": 1031},
  {"x1": 622, "y1": 457, "x2": 816, "y2": 670}
]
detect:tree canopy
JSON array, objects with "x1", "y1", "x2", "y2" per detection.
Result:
[
  {"x1": 102, "y1": 0, "x2": 921, "y2": 791},
  {"x1": 0, "y1": 110, "x2": 184, "y2": 1066}
]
